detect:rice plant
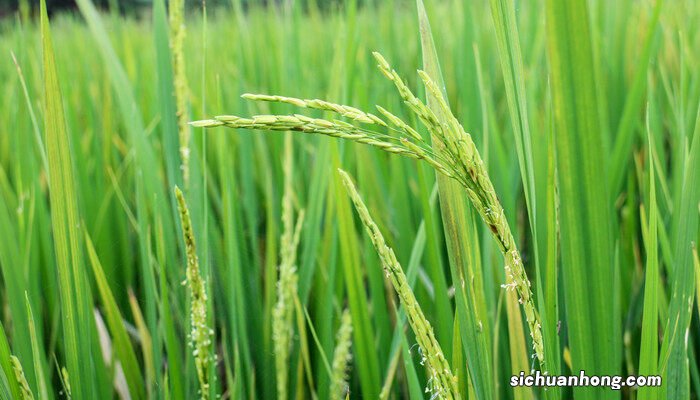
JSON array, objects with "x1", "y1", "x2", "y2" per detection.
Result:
[
  {"x1": 0, "y1": 0, "x2": 698, "y2": 399},
  {"x1": 193, "y1": 51, "x2": 545, "y2": 367}
]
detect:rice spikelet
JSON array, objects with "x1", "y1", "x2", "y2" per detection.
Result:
[
  {"x1": 11, "y1": 356, "x2": 34, "y2": 400},
  {"x1": 329, "y1": 309, "x2": 353, "y2": 400},
  {"x1": 175, "y1": 186, "x2": 212, "y2": 399},
  {"x1": 339, "y1": 169, "x2": 459, "y2": 400},
  {"x1": 191, "y1": 116, "x2": 452, "y2": 178},
  {"x1": 242, "y1": 94, "x2": 385, "y2": 126}
]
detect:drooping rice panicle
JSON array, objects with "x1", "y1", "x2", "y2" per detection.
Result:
[
  {"x1": 192, "y1": 52, "x2": 544, "y2": 367},
  {"x1": 273, "y1": 136, "x2": 305, "y2": 400},
  {"x1": 242, "y1": 93, "x2": 386, "y2": 126},
  {"x1": 339, "y1": 169, "x2": 459, "y2": 399},
  {"x1": 191, "y1": 115, "x2": 426, "y2": 160},
  {"x1": 329, "y1": 309, "x2": 353, "y2": 400},
  {"x1": 416, "y1": 69, "x2": 544, "y2": 366},
  {"x1": 175, "y1": 186, "x2": 212, "y2": 399}
]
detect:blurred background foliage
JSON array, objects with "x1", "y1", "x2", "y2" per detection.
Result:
[{"x1": 0, "y1": 0, "x2": 371, "y2": 18}]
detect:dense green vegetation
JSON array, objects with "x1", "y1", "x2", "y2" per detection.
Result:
[{"x1": 0, "y1": 0, "x2": 698, "y2": 399}]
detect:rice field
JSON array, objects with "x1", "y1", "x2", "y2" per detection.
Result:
[{"x1": 0, "y1": 0, "x2": 699, "y2": 399}]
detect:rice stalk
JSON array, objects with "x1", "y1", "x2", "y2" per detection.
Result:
[
  {"x1": 175, "y1": 186, "x2": 212, "y2": 399},
  {"x1": 339, "y1": 169, "x2": 459, "y2": 400},
  {"x1": 10, "y1": 356, "x2": 34, "y2": 400},
  {"x1": 192, "y1": 52, "x2": 544, "y2": 366},
  {"x1": 273, "y1": 136, "x2": 305, "y2": 400},
  {"x1": 329, "y1": 309, "x2": 353, "y2": 400},
  {"x1": 170, "y1": 0, "x2": 191, "y2": 186}
]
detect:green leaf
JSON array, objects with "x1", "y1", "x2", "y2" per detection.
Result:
[
  {"x1": 638, "y1": 112, "x2": 660, "y2": 400},
  {"x1": 41, "y1": 1, "x2": 100, "y2": 397},
  {"x1": 72, "y1": 0, "x2": 169, "y2": 393},
  {"x1": 0, "y1": 323, "x2": 22, "y2": 400},
  {"x1": 660, "y1": 106, "x2": 700, "y2": 400},
  {"x1": 544, "y1": 0, "x2": 620, "y2": 398},
  {"x1": 24, "y1": 294, "x2": 49, "y2": 400},
  {"x1": 331, "y1": 147, "x2": 381, "y2": 399},
  {"x1": 608, "y1": 0, "x2": 663, "y2": 194},
  {"x1": 84, "y1": 232, "x2": 146, "y2": 400}
]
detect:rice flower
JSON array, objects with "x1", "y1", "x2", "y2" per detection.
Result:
[
  {"x1": 340, "y1": 170, "x2": 459, "y2": 400},
  {"x1": 329, "y1": 308, "x2": 353, "y2": 400},
  {"x1": 175, "y1": 186, "x2": 213, "y2": 399}
]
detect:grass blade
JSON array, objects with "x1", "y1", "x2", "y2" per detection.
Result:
[
  {"x1": 41, "y1": 1, "x2": 101, "y2": 397},
  {"x1": 331, "y1": 148, "x2": 381, "y2": 399},
  {"x1": 660, "y1": 106, "x2": 700, "y2": 400},
  {"x1": 24, "y1": 295, "x2": 49, "y2": 400},
  {"x1": 84, "y1": 232, "x2": 146, "y2": 400},
  {"x1": 0, "y1": 324, "x2": 22, "y2": 400},
  {"x1": 608, "y1": 1, "x2": 663, "y2": 193},
  {"x1": 638, "y1": 113, "x2": 660, "y2": 400},
  {"x1": 544, "y1": 1, "x2": 620, "y2": 398}
]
